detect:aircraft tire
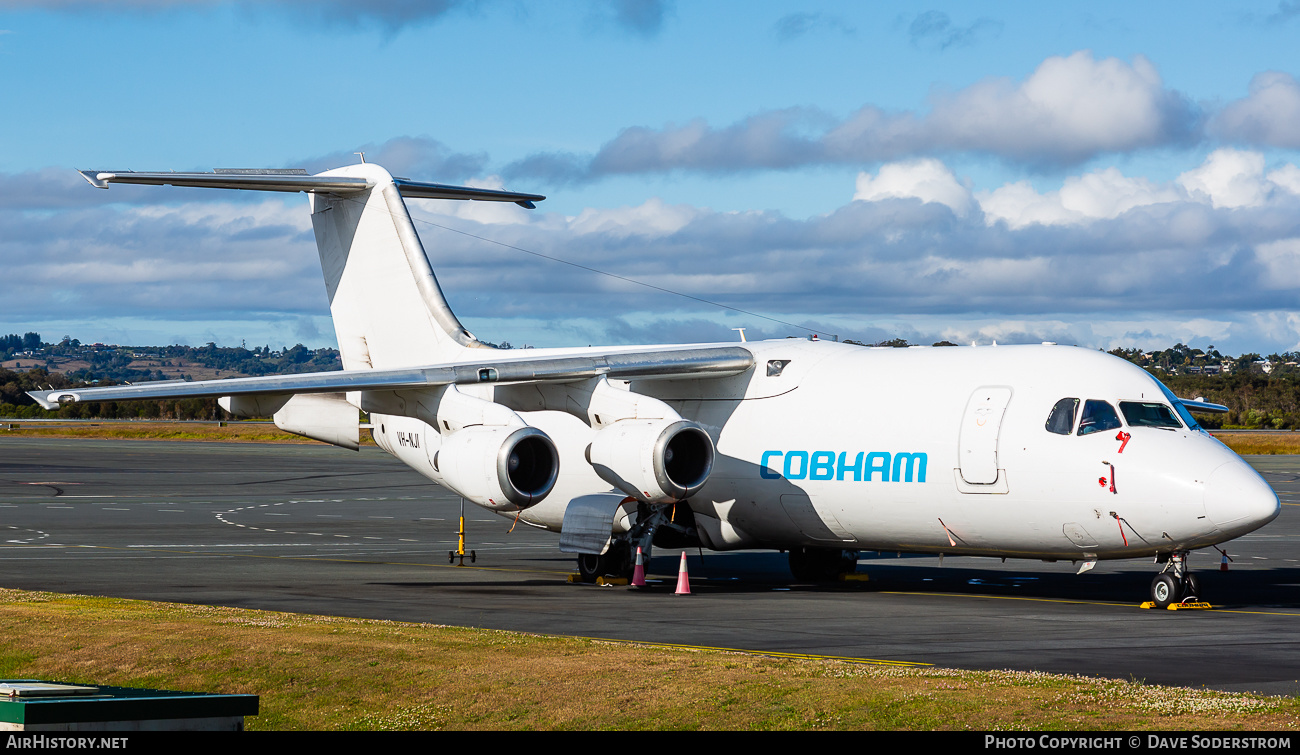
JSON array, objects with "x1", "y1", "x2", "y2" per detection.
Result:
[
  {"x1": 1184, "y1": 573, "x2": 1202, "y2": 602},
  {"x1": 1152, "y1": 574, "x2": 1181, "y2": 608},
  {"x1": 577, "y1": 553, "x2": 604, "y2": 583},
  {"x1": 789, "y1": 547, "x2": 858, "y2": 582}
]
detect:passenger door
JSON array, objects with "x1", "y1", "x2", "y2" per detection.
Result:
[{"x1": 958, "y1": 386, "x2": 1013, "y2": 485}]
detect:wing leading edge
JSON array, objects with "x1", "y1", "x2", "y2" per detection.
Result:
[{"x1": 27, "y1": 346, "x2": 755, "y2": 409}]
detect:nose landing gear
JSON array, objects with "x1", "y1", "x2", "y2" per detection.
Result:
[{"x1": 1144, "y1": 551, "x2": 1209, "y2": 609}]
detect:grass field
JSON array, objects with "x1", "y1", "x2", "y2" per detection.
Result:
[
  {"x1": 1209, "y1": 432, "x2": 1300, "y2": 455},
  {"x1": 0, "y1": 588, "x2": 1294, "y2": 731}
]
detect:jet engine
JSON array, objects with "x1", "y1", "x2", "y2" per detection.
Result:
[
  {"x1": 586, "y1": 419, "x2": 714, "y2": 503},
  {"x1": 434, "y1": 425, "x2": 559, "y2": 511}
]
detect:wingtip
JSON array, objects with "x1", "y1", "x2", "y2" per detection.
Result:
[
  {"x1": 30, "y1": 389, "x2": 82, "y2": 409},
  {"x1": 77, "y1": 169, "x2": 110, "y2": 189}
]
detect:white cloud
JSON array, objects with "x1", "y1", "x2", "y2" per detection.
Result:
[
  {"x1": 1059, "y1": 168, "x2": 1182, "y2": 219},
  {"x1": 567, "y1": 197, "x2": 699, "y2": 237},
  {"x1": 1176, "y1": 148, "x2": 1269, "y2": 208},
  {"x1": 1212, "y1": 71, "x2": 1300, "y2": 149},
  {"x1": 507, "y1": 51, "x2": 1199, "y2": 182},
  {"x1": 974, "y1": 181, "x2": 1076, "y2": 229},
  {"x1": 909, "y1": 51, "x2": 1192, "y2": 163},
  {"x1": 974, "y1": 149, "x2": 1300, "y2": 228},
  {"x1": 1267, "y1": 164, "x2": 1300, "y2": 196},
  {"x1": 853, "y1": 159, "x2": 972, "y2": 215},
  {"x1": 978, "y1": 168, "x2": 1183, "y2": 229},
  {"x1": 10, "y1": 145, "x2": 1300, "y2": 356},
  {"x1": 1252, "y1": 238, "x2": 1300, "y2": 290}
]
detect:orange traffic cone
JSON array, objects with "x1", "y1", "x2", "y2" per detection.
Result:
[
  {"x1": 1221, "y1": 552, "x2": 1229, "y2": 572},
  {"x1": 631, "y1": 546, "x2": 646, "y2": 588},
  {"x1": 674, "y1": 551, "x2": 691, "y2": 595}
]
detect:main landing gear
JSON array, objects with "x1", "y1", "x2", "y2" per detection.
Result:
[
  {"x1": 1149, "y1": 551, "x2": 1204, "y2": 609},
  {"x1": 788, "y1": 547, "x2": 859, "y2": 582},
  {"x1": 576, "y1": 543, "x2": 631, "y2": 583},
  {"x1": 574, "y1": 502, "x2": 699, "y2": 584}
]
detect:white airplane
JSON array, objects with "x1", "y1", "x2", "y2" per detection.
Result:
[{"x1": 31, "y1": 162, "x2": 1280, "y2": 608}]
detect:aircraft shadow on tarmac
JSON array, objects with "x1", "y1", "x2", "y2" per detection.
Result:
[{"x1": 369, "y1": 550, "x2": 1300, "y2": 607}]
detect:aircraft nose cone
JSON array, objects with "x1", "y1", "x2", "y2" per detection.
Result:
[{"x1": 1203, "y1": 461, "x2": 1280, "y2": 532}]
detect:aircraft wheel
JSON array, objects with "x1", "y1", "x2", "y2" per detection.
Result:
[
  {"x1": 1184, "y1": 573, "x2": 1201, "y2": 602},
  {"x1": 577, "y1": 553, "x2": 604, "y2": 583},
  {"x1": 605, "y1": 541, "x2": 633, "y2": 579},
  {"x1": 1151, "y1": 574, "x2": 1181, "y2": 608},
  {"x1": 470, "y1": 550, "x2": 477, "y2": 564},
  {"x1": 789, "y1": 547, "x2": 857, "y2": 582}
]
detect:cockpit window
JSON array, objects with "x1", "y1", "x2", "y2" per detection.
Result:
[
  {"x1": 1045, "y1": 398, "x2": 1079, "y2": 435},
  {"x1": 1077, "y1": 400, "x2": 1123, "y2": 436},
  {"x1": 1120, "y1": 402, "x2": 1182, "y2": 429}
]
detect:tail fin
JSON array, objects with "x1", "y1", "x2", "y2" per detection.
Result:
[
  {"x1": 309, "y1": 163, "x2": 487, "y2": 369},
  {"x1": 78, "y1": 163, "x2": 545, "y2": 370}
]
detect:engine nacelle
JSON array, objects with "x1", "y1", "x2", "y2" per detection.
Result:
[
  {"x1": 586, "y1": 419, "x2": 714, "y2": 503},
  {"x1": 435, "y1": 425, "x2": 559, "y2": 511}
]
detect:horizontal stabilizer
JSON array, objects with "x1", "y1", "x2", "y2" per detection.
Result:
[
  {"x1": 79, "y1": 170, "x2": 369, "y2": 194},
  {"x1": 393, "y1": 178, "x2": 544, "y2": 208},
  {"x1": 27, "y1": 345, "x2": 753, "y2": 409},
  {"x1": 78, "y1": 169, "x2": 545, "y2": 207}
]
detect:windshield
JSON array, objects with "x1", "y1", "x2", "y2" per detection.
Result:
[
  {"x1": 1155, "y1": 379, "x2": 1204, "y2": 432},
  {"x1": 1078, "y1": 399, "x2": 1123, "y2": 436},
  {"x1": 1120, "y1": 401, "x2": 1182, "y2": 429}
]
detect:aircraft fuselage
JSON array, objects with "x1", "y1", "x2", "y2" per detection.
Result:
[{"x1": 372, "y1": 339, "x2": 1279, "y2": 562}]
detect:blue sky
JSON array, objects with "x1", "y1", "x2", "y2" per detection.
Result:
[{"x1": 4, "y1": 1, "x2": 1300, "y2": 355}]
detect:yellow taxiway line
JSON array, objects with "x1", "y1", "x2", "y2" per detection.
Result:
[{"x1": 884, "y1": 590, "x2": 1300, "y2": 617}]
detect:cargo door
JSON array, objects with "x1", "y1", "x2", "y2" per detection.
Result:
[{"x1": 958, "y1": 386, "x2": 1012, "y2": 485}]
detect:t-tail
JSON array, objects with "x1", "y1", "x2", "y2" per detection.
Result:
[{"x1": 78, "y1": 164, "x2": 545, "y2": 370}]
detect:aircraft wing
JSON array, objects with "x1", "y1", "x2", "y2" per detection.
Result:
[{"x1": 26, "y1": 346, "x2": 754, "y2": 409}]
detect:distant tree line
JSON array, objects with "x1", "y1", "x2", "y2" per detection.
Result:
[
  {"x1": 0, "y1": 366, "x2": 222, "y2": 420},
  {"x1": 1, "y1": 333, "x2": 342, "y2": 419}
]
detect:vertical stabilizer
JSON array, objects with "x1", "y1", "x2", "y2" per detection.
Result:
[
  {"x1": 308, "y1": 164, "x2": 487, "y2": 370},
  {"x1": 75, "y1": 163, "x2": 544, "y2": 372}
]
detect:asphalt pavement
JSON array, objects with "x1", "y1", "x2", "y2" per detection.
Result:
[{"x1": 2, "y1": 437, "x2": 1298, "y2": 695}]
